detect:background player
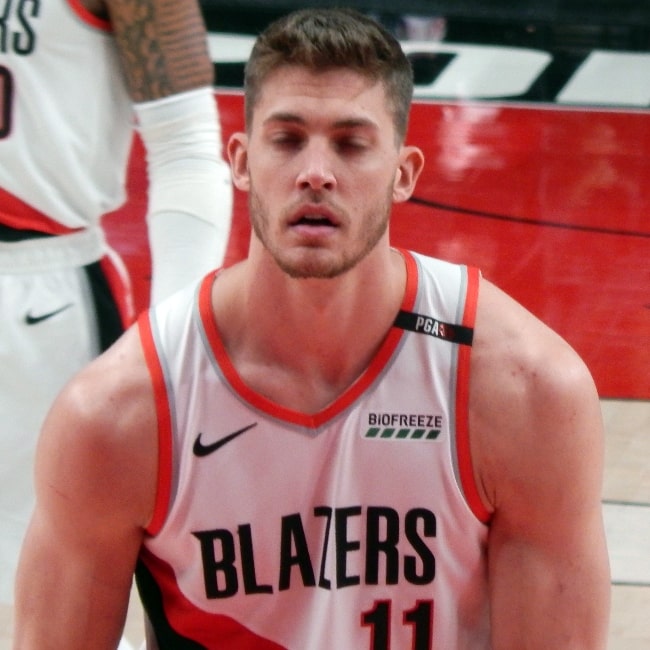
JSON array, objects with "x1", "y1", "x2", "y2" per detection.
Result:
[{"x1": 0, "y1": 0, "x2": 232, "y2": 608}]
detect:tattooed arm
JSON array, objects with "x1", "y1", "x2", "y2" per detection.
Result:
[
  {"x1": 91, "y1": 0, "x2": 233, "y2": 304},
  {"x1": 88, "y1": 0, "x2": 214, "y2": 100}
]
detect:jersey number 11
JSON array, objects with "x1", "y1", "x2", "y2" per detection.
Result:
[{"x1": 362, "y1": 599, "x2": 434, "y2": 649}]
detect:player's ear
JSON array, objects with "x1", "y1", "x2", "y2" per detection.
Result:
[
  {"x1": 227, "y1": 132, "x2": 250, "y2": 192},
  {"x1": 392, "y1": 145, "x2": 425, "y2": 203}
]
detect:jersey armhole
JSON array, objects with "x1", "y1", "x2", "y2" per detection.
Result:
[
  {"x1": 455, "y1": 266, "x2": 492, "y2": 524},
  {"x1": 67, "y1": 0, "x2": 112, "y2": 32},
  {"x1": 138, "y1": 312, "x2": 173, "y2": 536}
]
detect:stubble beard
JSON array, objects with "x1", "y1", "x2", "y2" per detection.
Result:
[{"x1": 249, "y1": 186, "x2": 393, "y2": 280}]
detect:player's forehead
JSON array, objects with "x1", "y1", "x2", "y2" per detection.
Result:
[{"x1": 251, "y1": 65, "x2": 393, "y2": 132}]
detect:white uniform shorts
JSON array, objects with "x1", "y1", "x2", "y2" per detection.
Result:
[{"x1": 0, "y1": 226, "x2": 130, "y2": 603}]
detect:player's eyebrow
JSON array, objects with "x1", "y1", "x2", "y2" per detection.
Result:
[
  {"x1": 263, "y1": 112, "x2": 378, "y2": 131},
  {"x1": 263, "y1": 112, "x2": 304, "y2": 126}
]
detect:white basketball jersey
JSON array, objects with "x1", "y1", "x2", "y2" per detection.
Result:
[
  {"x1": 137, "y1": 250, "x2": 491, "y2": 649},
  {"x1": 0, "y1": 0, "x2": 132, "y2": 231}
]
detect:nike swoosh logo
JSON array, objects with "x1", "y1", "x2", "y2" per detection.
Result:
[
  {"x1": 25, "y1": 303, "x2": 74, "y2": 325},
  {"x1": 193, "y1": 423, "x2": 258, "y2": 457}
]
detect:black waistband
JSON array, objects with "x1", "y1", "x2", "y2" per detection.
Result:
[{"x1": 0, "y1": 222, "x2": 54, "y2": 241}]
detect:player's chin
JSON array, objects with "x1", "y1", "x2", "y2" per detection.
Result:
[{"x1": 276, "y1": 249, "x2": 352, "y2": 280}]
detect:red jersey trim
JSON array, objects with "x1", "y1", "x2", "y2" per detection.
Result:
[
  {"x1": 100, "y1": 252, "x2": 136, "y2": 328},
  {"x1": 0, "y1": 187, "x2": 79, "y2": 235},
  {"x1": 198, "y1": 250, "x2": 418, "y2": 429},
  {"x1": 138, "y1": 313, "x2": 174, "y2": 536},
  {"x1": 139, "y1": 549, "x2": 287, "y2": 649},
  {"x1": 455, "y1": 267, "x2": 491, "y2": 524},
  {"x1": 67, "y1": 0, "x2": 112, "y2": 31}
]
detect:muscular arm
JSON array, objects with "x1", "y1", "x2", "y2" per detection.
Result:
[
  {"x1": 14, "y1": 328, "x2": 158, "y2": 648},
  {"x1": 470, "y1": 281, "x2": 610, "y2": 648}
]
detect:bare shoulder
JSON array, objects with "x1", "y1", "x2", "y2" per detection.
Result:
[
  {"x1": 471, "y1": 278, "x2": 596, "y2": 397},
  {"x1": 469, "y1": 278, "x2": 603, "y2": 513},
  {"x1": 52, "y1": 325, "x2": 154, "y2": 442},
  {"x1": 35, "y1": 325, "x2": 158, "y2": 530}
]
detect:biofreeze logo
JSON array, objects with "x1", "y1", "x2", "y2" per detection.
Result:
[
  {"x1": 365, "y1": 412, "x2": 443, "y2": 441},
  {"x1": 207, "y1": 33, "x2": 650, "y2": 108}
]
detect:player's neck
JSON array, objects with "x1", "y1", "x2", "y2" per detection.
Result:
[
  {"x1": 212, "y1": 247, "x2": 406, "y2": 411},
  {"x1": 249, "y1": 245, "x2": 402, "y2": 342}
]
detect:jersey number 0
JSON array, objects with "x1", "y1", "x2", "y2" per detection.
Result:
[{"x1": 0, "y1": 66, "x2": 13, "y2": 138}]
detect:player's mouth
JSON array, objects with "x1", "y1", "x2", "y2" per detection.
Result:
[
  {"x1": 289, "y1": 205, "x2": 341, "y2": 233},
  {"x1": 294, "y1": 214, "x2": 335, "y2": 226}
]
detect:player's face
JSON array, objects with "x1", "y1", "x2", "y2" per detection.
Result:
[{"x1": 230, "y1": 66, "x2": 415, "y2": 279}]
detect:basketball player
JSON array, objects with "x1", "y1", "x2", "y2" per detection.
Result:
[
  {"x1": 14, "y1": 9, "x2": 609, "y2": 648},
  {"x1": 0, "y1": 0, "x2": 232, "y2": 608}
]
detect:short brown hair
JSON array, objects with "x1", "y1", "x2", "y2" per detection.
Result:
[{"x1": 244, "y1": 8, "x2": 414, "y2": 141}]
